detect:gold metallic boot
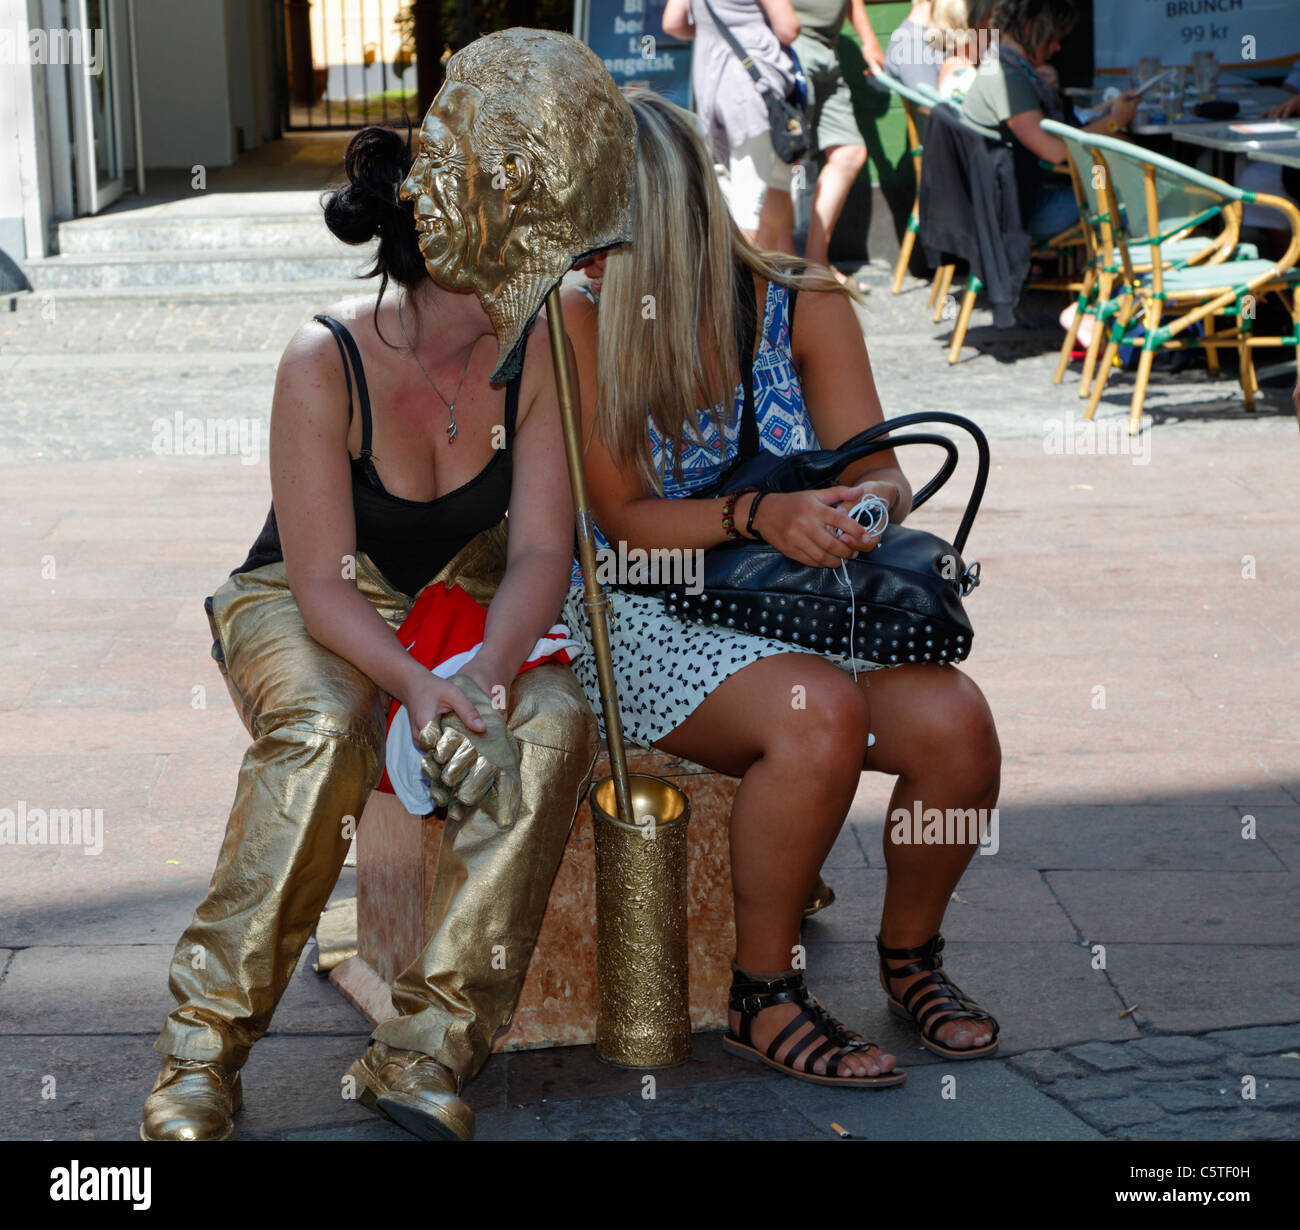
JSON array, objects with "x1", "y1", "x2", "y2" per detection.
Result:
[
  {"x1": 803, "y1": 874, "x2": 837, "y2": 918},
  {"x1": 140, "y1": 1057, "x2": 242, "y2": 1141},
  {"x1": 347, "y1": 1042, "x2": 475, "y2": 1142}
]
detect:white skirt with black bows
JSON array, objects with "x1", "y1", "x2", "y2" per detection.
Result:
[{"x1": 560, "y1": 586, "x2": 882, "y2": 748}]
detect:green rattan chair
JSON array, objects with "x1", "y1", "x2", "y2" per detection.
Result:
[
  {"x1": 934, "y1": 103, "x2": 1086, "y2": 363},
  {"x1": 1042, "y1": 119, "x2": 1255, "y2": 400},
  {"x1": 1054, "y1": 126, "x2": 1300, "y2": 433},
  {"x1": 871, "y1": 71, "x2": 936, "y2": 295}
]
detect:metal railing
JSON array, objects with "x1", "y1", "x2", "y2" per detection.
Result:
[{"x1": 277, "y1": 0, "x2": 420, "y2": 131}]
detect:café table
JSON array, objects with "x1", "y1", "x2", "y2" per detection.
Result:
[
  {"x1": 1244, "y1": 141, "x2": 1300, "y2": 172},
  {"x1": 1130, "y1": 81, "x2": 1291, "y2": 138}
]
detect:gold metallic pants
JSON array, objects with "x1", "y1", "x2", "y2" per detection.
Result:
[{"x1": 156, "y1": 527, "x2": 598, "y2": 1081}]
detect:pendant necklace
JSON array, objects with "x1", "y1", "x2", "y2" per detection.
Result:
[{"x1": 398, "y1": 298, "x2": 474, "y2": 444}]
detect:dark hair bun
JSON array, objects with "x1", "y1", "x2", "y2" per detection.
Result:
[
  {"x1": 322, "y1": 125, "x2": 426, "y2": 291},
  {"x1": 324, "y1": 126, "x2": 412, "y2": 243}
]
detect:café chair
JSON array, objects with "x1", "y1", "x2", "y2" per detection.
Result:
[
  {"x1": 920, "y1": 103, "x2": 1086, "y2": 363},
  {"x1": 1056, "y1": 127, "x2": 1300, "y2": 433},
  {"x1": 1043, "y1": 119, "x2": 1257, "y2": 400},
  {"x1": 870, "y1": 71, "x2": 938, "y2": 295}
]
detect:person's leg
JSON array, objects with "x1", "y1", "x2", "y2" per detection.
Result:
[
  {"x1": 655, "y1": 653, "x2": 894, "y2": 1078},
  {"x1": 757, "y1": 187, "x2": 796, "y2": 255},
  {"x1": 156, "y1": 564, "x2": 403, "y2": 1067},
  {"x1": 755, "y1": 149, "x2": 796, "y2": 254},
  {"x1": 726, "y1": 135, "x2": 771, "y2": 244},
  {"x1": 144, "y1": 560, "x2": 408, "y2": 1140},
  {"x1": 806, "y1": 143, "x2": 868, "y2": 267},
  {"x1": 372, "y1": 664, "x2": 598, "y2": 1078},
  {"x1": 1028, "y1": 182, "x2": 1082, "y2": 241},
  {"x1": 856, "y1": 663, "x2": 1002, "y2": 1051},
  {"x1": 803, "y1": 67, "x2": 870, "y2": 272}
]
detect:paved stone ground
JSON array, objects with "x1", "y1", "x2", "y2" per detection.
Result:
[{"x1": 1, "y1": 262, "x2": 1297, "y2": 1142}]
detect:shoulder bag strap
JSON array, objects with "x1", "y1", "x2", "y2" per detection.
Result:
[
  {"x1": 701, "y1": 0, "x2": 774, "y2": 96},
  {"x1": 734, "y1": 259, "x2": 760, "y2": 460},
  {"x1": 826, "y1": 411, "x2": 990, "y2": 553}
]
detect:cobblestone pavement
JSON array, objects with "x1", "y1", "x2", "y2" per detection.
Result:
[
  {"x1": 3, "y1": 264, "x2": 1294, "y2": 463},
  {"x1": 1, "y1": 264, "x2": 1296, "y2": 1143},
  {"x1": 1008, "y1": 1027, "x2": 1300, "y2": 1142}
]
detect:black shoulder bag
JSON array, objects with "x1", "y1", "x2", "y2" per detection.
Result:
[
  {"x1": 701, "y1": 0, "x2": 810, "y2": 164},
  {"x1": 663, "y1": 409, "x2": 988, "y2": 665},
  {"x1": 649, "y1": 273, "x2": 989, "y2": 664}
]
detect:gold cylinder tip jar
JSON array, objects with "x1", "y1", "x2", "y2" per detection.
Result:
[{"x1": 591, "y1": 773, "x2": 693, "y2": 1068}]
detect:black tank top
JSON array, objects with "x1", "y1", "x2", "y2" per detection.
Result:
[{"x1": 233, "y1": 313, "x2": 520, "y2": 596}]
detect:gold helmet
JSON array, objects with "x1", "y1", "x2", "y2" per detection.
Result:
[{"x1": 401, "y1": 28, "x2": 636, "y2": 382}]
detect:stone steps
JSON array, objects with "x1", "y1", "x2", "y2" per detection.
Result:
[
  {"x1": 23, "y1": 246, "x2": 369, "y2": 291},
  {"x1": 55, "y1": 213, "x2": 346, "y2": 254},
  {"x1": 23, "y1": 202, "x2": 373, "y2": 293}
]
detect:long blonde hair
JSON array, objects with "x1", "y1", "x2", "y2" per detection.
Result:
[{"x1": 594, "y1": 92, "x2": 852, "y2": 494}]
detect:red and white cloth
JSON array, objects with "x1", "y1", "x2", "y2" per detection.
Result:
[{"x1": 379, "y1": 582, "x2": 582, "y2": 815}]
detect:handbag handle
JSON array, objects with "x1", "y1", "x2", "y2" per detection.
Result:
[{"x1": 801, "y1": 411, "x2": 989, "y2": 554}]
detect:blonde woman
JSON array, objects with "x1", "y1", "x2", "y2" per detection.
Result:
[
  {"x1": 931, "y1": 0, "x2": 996, "y2": 100},
  {"x1": 885, "y1": 1, "x2": 938, "y2": 92},
  {"x1": 562, "y1": 94, "x2": 1002, "y2": 1085}
]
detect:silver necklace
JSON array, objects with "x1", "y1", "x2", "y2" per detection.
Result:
[{"x1": 398, "y1": 298, "x2": 474, "y2": 444}]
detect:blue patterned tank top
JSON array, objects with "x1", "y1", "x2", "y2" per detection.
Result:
[{"x1": 571, "y1": 278, "x2": 818, "y2": 586}]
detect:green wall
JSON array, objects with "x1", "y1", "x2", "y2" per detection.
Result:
[
  {"x1": 825, "y1": 2, "x2": 914, "y2": 261},
  {"x1": 840, "y1": 1, "x2": 912, "y2": 190}
]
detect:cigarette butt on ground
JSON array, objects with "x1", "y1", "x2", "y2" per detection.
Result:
[{"x1": 831, "y1": 1122, "x2": 852, "y2": 1139}]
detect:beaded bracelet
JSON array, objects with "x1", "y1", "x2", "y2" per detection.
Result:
[{"x1": 721, "y1": 488, "x2": 753, "y2": 541}]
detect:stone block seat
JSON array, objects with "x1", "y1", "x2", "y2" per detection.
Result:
[{"x1": 329, "y1": 743, "x2": 740, "y2": 1051}]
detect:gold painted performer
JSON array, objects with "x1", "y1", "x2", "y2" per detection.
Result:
[{"x1": 140, "y1": 30, "x2": 635, "y2": 1142}]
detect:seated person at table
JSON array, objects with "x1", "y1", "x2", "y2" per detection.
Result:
[
  {"x1": 960, "y1": 0, "x2": 1136, "y2": 237},
  {"x1": 932, "y1": 0, "x2": 995, "y2": 101}
]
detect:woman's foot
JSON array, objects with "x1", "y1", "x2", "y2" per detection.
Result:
[
  {"x1": 877, "y1": 933, "x2": 999, "y2": 1059},
  {"x1": 833, "y1": 267, "x2": 871, "y2": 295},
  {"x1": 723, "y1": 967, "x2": 905, "y2": 1087}
]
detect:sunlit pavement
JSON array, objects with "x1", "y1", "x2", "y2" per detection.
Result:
[{"x1": 1, "y1": 267, "x2": 1296, "y2": 1141}]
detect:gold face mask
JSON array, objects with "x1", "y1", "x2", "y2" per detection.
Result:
[{"x1": 400, "y1": 29, "x2": 637, "y2": 383}]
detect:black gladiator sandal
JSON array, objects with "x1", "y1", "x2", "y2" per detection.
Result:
[
  {"x1": 876, "y1": 933, "x2": 1000, "y2": 1060},
  {"x1": 722, "y1": 968, "x2": 906, "y2": 1089}
]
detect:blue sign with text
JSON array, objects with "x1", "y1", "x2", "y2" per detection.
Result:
[{"x1": 581, "y1": 0, "x2": 693, "y2": 107}]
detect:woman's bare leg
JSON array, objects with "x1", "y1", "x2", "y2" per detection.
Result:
[
  {"x1": 858, "y1": 663, "x2": 1002, "y2": 1050},
  {"x1": 655, "y1": 653, "x2": 893, "y2": 1077},
  {"x1": 756, "y1": 188, "x2": 795, "y2": 255}
]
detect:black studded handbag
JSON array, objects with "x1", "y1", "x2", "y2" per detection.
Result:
[{"x1": 657, "y1": 409, "x2": 989, "y2": 666}]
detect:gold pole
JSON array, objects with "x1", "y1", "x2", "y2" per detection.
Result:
[
  {"x1": 543, "y1": 286, "x2": 692, "y2": 1066},
  {"x1": 544, "y1": 287, "x2": 632, "y2": 825}
]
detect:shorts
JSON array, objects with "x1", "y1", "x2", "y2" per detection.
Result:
[
  {"x1": 794, "y1": 33, "x2": 866, "y2": 158},
  {"x1": 724, "y1": 133, "x2": 794, "y2": 231}
]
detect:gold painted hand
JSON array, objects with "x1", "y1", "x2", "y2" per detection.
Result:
[{"x1": 417, "y1": 672, "x2": 522, "y2": 828}]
